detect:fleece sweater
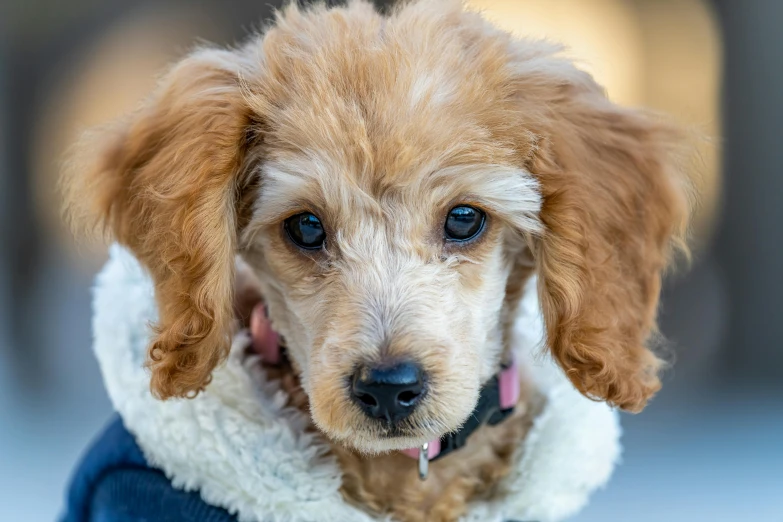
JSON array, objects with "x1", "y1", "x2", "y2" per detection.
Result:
[{"x1": 60, "y1": 245, "x2": 622, "y2": 522}]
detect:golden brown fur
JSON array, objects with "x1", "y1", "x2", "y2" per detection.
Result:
[
  {"x1": 244, "y1": 333, "x2": 541, "y2": 522},
  {"x1": 63, "y1": 0, "x2": 693, "y2": 519},
  {"x1": 63, "y1": 49, "x2": 259, "y2": 399}
]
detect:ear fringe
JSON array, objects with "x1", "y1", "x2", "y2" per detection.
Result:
[
  {"x1": 61, "y1": 48, "x2": 254, "y2": 400},
  {"x1": 522, "y1": 73, "x2": 695, "y2": 413}
]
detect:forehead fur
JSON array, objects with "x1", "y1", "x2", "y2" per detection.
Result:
[{"x1": 242, "y1": 0, "x2": 543, "y2": 194}]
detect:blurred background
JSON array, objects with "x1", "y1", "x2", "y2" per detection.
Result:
[{"x1": 0, "y1": 0, "x2": 781, "y2": 520}]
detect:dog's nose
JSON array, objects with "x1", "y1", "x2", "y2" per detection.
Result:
[{"x1": 351, "y1": 362, "x2": 425, "y2": 423}]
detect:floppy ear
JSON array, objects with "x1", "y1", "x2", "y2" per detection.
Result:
[
  {"x1": 518, "y1": 63, "x2": 692, "y2": 412},
  {"x1": 63, "y1": 48, "x2": 256, "y2": 399}
]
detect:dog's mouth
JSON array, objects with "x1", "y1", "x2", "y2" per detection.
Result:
[
  {"x1": 380, "y1": 427, "x2": 417, "y2": 439},
  {"x1": 376, "y1": 421, "x2": 438, "y2": 440},
  {"x1": 331, "y1": 428, "x2": 443, "y2": 455},
  {"x1": 349, "y1": 411, "x2": 442, "y2": 438},
  {"x1": 338, "y1": 404, "x2": 475, "y2": 455},
  {"x1": 312, "y1": 402, "x2": 458, "y2": 454}
]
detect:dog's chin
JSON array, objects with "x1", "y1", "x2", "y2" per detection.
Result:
[
  {"x1": 328, "y1": 428, "x2": 441, "y2": 456},
  {"x1": 313, "y1": 413, "x2": 469, "y2": 456}
]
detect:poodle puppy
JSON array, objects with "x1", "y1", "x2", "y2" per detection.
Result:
[{"x1": 63, "y1": 0, "x2": 692, "y2": 519}]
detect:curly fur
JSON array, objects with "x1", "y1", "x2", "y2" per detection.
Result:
[
  {"x1": 62, "y1": 0, "x2": 693, "y2": 518},
  {"x1": 92, "y1": 245, "x2": 622, "y2": 522},
  {"x1": 63, "y1": 49, "x2": 259, "y2": 399}
]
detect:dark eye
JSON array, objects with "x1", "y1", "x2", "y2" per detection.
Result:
[
  {"x1": 284, "y1": 212, "x2": 325, "y2": 250},
  {"x1": 444, "y1": 205, "x2": 485, "y2": 242}
]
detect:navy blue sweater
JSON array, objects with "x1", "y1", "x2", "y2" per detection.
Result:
[{"x1": 61, "y1": 415, "x2": 236, "y2": 522}]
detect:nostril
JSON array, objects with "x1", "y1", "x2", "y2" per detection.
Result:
[
  {"x1": 356, "y1": 393, "x2": 378, "y2": 407},
  {"x1": 396, "y1": 389, "x2": 421, "y2": 407}
]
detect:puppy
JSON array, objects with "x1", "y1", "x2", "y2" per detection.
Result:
[{"x1": 63, "y1": 1, "x2": 692, "y2": 520}]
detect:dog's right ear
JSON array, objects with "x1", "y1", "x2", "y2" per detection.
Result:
[
  {"x1": 63, "y1": 48, "x2": 257, "y2": 400},
  {"x1": 505, "y1": 54, "x2": 692, "y2": 413}
]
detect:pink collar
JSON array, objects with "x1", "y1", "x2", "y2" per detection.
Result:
[{"x1": 251, "y1": 304, "x2": 520, "y2": 471}]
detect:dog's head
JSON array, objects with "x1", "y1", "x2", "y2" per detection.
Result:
[{"x1": 64, "y1": 0, "x2": 691, "y2": 453}]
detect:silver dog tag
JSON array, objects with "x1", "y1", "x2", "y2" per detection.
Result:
[{"x1": 418, "y1": 442, "x2": 429, "y2": 481}]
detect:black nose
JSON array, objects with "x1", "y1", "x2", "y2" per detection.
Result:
[{"x1": 351, "y1": 362, "x2": 425, "y2": 423}]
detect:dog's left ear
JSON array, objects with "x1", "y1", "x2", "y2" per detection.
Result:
[
  {"x1": 63, "y1": 48, "x2": 258, "y2": 400},
  {"x1": 511, "y1": 57, "x2": 693, "y2": 412}
]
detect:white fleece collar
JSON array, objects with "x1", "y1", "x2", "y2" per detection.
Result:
[{"x1": 92, "y1": 245, "x2": 621, "y2": 522}]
